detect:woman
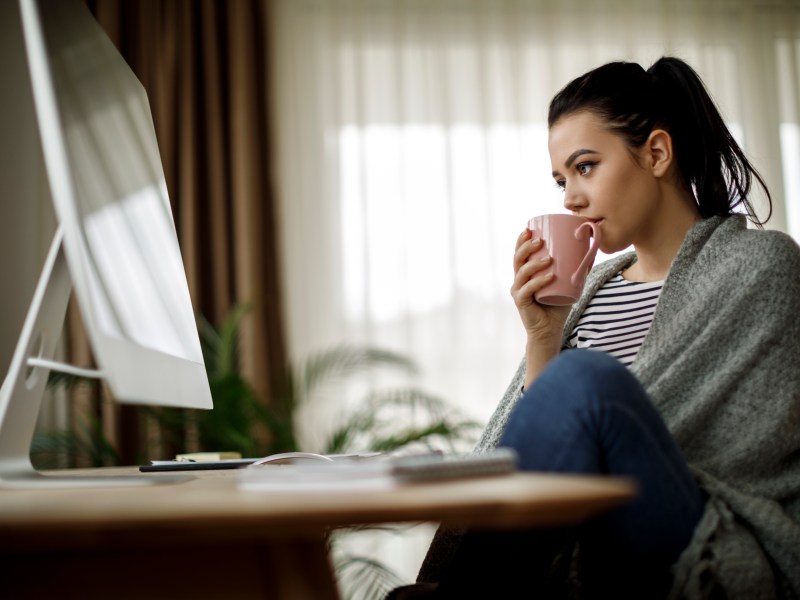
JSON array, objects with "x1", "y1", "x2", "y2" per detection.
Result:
[{"x1": 391, "y1": 57, "x2": 800, "y2": 599}]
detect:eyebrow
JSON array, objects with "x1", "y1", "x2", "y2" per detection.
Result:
[{"x1": 551, "y1": 148, "x2": 598, "y2": 177}]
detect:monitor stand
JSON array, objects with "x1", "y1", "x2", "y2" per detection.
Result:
[{"x1": 0, "y1": 228, "x2": 190, "y2": 488}]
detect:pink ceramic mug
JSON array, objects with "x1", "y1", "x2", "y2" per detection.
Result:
[{"x1": 527, "y1": 214, "x2": 602, "y2": 306}]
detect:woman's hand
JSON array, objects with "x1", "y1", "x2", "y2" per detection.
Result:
[
  {"x1": 511, "y1": 228, "x2": 571, "y2": 339},
  {"x1": 511, "y1": 228, "x2": 571, "y2": 386}
]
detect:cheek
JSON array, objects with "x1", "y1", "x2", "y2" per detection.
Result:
[{"x1": 600, "y1": 171, "x2": 651, "y2": 226}]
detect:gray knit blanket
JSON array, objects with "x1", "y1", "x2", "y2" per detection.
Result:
[{"x1": 418, "y1": 216, "x2": 800, "y2": 599}]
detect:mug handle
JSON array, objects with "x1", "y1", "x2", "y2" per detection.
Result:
[{"x1": 570, "y1": 221, "x2": 602, "y2": 286}]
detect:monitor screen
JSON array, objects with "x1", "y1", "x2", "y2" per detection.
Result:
[
  {"x1": 0, "y1": 0, "x2": 211, "y2": 486},
  {"x1": 0, "y1": 0, "x2": 212, "y2": 487},
  {"x1": 19, "y1": 0, "x2": 212, "y2": 409}
]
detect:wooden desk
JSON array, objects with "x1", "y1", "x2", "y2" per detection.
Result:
[{"x1": 0, "y1": 467, "x2": 635, "y2": 600}]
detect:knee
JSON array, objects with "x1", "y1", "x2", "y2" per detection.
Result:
[
  {"x1": 519, "y1": 349, "x2": 643, "y2": 416},
  {"x1": 545, "y1": 349, "x2": 629, "y2": 386}
]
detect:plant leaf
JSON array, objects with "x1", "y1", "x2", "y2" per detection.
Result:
[
  {"x1": 216, "y1": 304, "x2": 250, "y2": 376},
  {"x1": 300, "y1": 346, "x2": 418, "y2": 400}
]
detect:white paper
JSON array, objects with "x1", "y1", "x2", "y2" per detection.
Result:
[{"x1": 237, "y1": 461, "x2": 398, "y2": 492}]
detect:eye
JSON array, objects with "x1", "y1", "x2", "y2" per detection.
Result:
[
  {"x1": 576, "y1": 161, "x2": 596, "y2": 176},
  {"x1": 554, "y1": 179, "x2": 566, "y2": 191}
]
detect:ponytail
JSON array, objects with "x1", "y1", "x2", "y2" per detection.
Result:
[{"x1": 548, "y1": 57, "x2": 772, "y2": 226}]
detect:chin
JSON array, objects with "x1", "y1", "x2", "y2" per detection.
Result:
[{"x1": 595, "y1": 226, "x2": 631, "y2": 254}]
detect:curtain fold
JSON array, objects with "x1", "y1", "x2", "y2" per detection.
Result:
[{"x1": 80, "y1": 0, "x2": 286, "y2": 460}]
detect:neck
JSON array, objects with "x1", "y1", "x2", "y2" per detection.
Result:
[{"x1": 625, "y1": 189, "x2": 701, "y2": 282}]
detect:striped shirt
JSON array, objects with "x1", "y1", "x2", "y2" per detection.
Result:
[{"x1": 566, "y1": 273, "x2": 664, "y2": 367}]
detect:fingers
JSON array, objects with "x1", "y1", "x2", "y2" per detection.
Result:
[
  {"x1": 510, "y1": 228, "x2": 569, "y2": 340},
  {"x1": 513, "y1": 232, "x2": 551, "y2": 286},
  {"x1": 516, "y1": 227, "x2": 532, "y2": 247},
  {"x1": 513, "y1": 229, "x2": 540, "y2": 271},
  {"x1": 511, "y1": 260, "x2": 554, "y2": 306}
]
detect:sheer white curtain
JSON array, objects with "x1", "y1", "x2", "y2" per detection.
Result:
[
  {"x1": 270, "y1": 0, "x2": 799, "y2": 424},
  {"x1": 267, "y1": 0, "x2": 799, "y2": 584}
]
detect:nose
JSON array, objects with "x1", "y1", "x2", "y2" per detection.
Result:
[{"x1": 562, "y1": 187, "x2": 587, "y2": 214}]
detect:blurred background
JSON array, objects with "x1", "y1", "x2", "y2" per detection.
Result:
[{"x1": 2, "y1": 0, "x2": 799, "y2": 593}]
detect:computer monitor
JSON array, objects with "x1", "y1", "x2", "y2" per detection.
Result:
[{"x1": 0, "y1": 0, "x2": 213, "y2": 487}]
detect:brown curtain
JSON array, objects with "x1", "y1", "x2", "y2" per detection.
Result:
[{"x1": 78, "y1": 0, "x2": 286, "y2": 462}]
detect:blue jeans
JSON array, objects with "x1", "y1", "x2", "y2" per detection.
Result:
[{"x1": 436, "y1": 349, "x2": 706, "y2": 598}]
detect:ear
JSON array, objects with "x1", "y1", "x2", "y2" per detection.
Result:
[{"x1": 644, "y1": 129, "x2": 673, "y2": 178}]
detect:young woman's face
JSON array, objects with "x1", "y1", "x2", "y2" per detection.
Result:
[{"x1": 548, "y1": 110, "x2": 662, "y2": 253}]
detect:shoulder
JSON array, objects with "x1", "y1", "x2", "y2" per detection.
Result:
[
  {"x1": 726, "y1": 228, "x2": 800, "y2": 281},
  {"x1": 695, "y1": 221, "x2": 800, "y2": 322},
  {"x1": 697, "y1": 216, "x2": 800, "y2": 278},
  {"x1": 662, "y1": 217, "x2": 800, "y2": 315},
  {"x1": 736, "y1": 228, "x2": 800, "y2": 265}
]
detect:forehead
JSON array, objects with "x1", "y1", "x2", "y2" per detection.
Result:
[{"x1": 548, "y1": 111, "x2": 623, "y2": 163}]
